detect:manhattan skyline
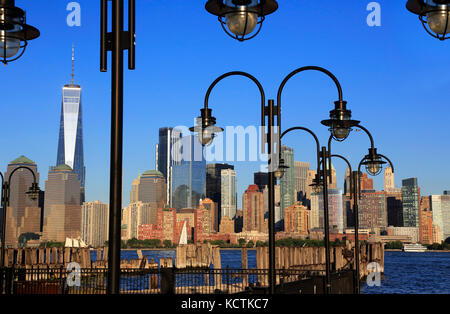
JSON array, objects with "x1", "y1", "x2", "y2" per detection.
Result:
[{"x1": 1, "y1": 0, "x2": 449, "y2": 207}]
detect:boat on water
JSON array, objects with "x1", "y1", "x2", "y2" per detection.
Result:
[{"x1": 403, "y1": 243, "x2": 427, "y2": 252}]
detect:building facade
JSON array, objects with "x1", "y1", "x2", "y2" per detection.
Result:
[
  {"x1": 242, "y1": 185, "x2": 265, "y2": 233},
  {"x1": 280, "y1": 146, "x2": 295, "y2": 221},
  {"x1": 220, "y1": 168, "x2": 237, "y2": 220},
  {"x1": 81, "y1": 200, "x2": 109, "y2": 247},
  {"x1": 401, "y1": 178, "x2": 420, "y2": 227}
]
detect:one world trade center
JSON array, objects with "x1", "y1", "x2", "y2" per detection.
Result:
[{"x1": 56, "y1": 45, "x2": 86, "y2": 203}]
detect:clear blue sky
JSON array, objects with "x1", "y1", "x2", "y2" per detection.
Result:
[{"x1": 1, "y1": 0, "x2": 449, "y2": 208}]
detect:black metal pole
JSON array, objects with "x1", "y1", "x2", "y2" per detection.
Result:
[
  {"x1": 352, "y1": 170, "x2": 360, "y2": 294},
  {"x1": 0, "y1": 172, "x2": 5, "y2": 268},
  {"x1": 321, "y1": 146, "x2": 332, "y2": 294},
  {"x1": 107, "y1": 0, "x2": 124, "y2": 295},
  {"x1": 267, "y1": 99, "x2": 276, "y2": 294}
]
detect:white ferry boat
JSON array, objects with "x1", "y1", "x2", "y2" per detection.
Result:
[{"x1": 403, "y1": 243, "x2": 427, "y2": 252}]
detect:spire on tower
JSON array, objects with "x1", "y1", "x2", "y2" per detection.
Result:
[{"x1": 71, "y1": 44, "x2": 75, "y2": 85}]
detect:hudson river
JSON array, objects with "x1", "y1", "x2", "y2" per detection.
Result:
[{"x1": 96, "y1": 249, "x2": 450, "y2": 294}]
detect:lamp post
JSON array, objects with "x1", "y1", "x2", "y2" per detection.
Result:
[
  {"x1": 205, "y1": 0, "x2": 278, "y2": 41},
  {"x1": 279, "y1": 126, "x2": 334, "y2": 294},
  {"x1": 191, "y1": 66, "x2": 357, "y2": 294},
  {"x1": 0, "y1": 0, "x2": 40, "y2": 65},
  {"x1": 328, "y1": 124, "x2": 394, "y2": 294},
  {"x1": 406, "y1": 0, "x2": 450, "y2": 40},
  {"x1": 0, "y1": 167, "x2": 40, "y2": 268},
  {"x1": 100, "y1": 0, "x2": 136, "y2": 295}
]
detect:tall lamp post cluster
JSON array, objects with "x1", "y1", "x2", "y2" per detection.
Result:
[{"x1": 189, "y1": 65, "x2": 394, "y2": 294}]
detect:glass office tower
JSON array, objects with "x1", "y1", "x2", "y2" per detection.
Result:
[
  {"x1": 56, "y1": 49, "x2": 85, "y2": 203},
  {"x1": 171, "y1": 135, "x2": 206, "y2": 210}
]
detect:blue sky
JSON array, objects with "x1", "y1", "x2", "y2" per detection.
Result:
[{"x1": 1, "y1": 0, "x2": 449, "y2": 208}]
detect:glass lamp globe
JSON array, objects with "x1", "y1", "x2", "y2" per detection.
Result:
[
  {"x1": 200, "y1": 129, "x2": 215, "y2": 146},
  {"x1": 225, "y1": 11, "x2": 258, "y2": 36},
  {"x1": 426, "y1": 7, "x2": 450, "y2": 35},
  {"x1": 0, "y1": 18, "x2": 21, "y2": 59},
  {"x1": 366, "y1": 161, "x2": 382, "y2": 176},
  {"x1": 332, "y1": 126, "x2": 350, "y2": 141}
]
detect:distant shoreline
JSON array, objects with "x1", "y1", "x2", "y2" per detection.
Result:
[{"x1": 385, "y1": 249, "x2": 450, "y2": 253}]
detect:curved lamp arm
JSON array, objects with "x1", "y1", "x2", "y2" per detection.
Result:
[
  {"x1": 6, "y1": 166, "x2": 38, "y2": 206},
  {"x1": 280, "y1": 126, "x2": 321, "y2": 177},
  {"x1": 277, "y1": 66, "x2": 344, "y2": 134},
  {"x1": 378, "y1": 154, "x2": 395, "y2": 173},
  {"x1": 204, "y1": 71, "x2": 266, "y2": 126}
]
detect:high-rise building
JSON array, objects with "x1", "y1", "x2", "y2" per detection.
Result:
[
  {"x1": 402, "y1": 178, "x2": 420, "y2": 227},
  {"x1": 221, "y1": 168, "x2": 237, "y2": 220},
  {"x1": 384, "y1": 166, "x2": 395, "y2": 191},
  {"x1": 386, "y1": 188, "x2": 403, "y2": 227},
  {"x1": 328, "y1": 164, "x2": 337, "y2": 190},
  {"x1": 344, "y1": 167, "x2": 351, "y2": 196},
  {"x1": 430, "y1": 194, "x2": 450, "y2": 243},
  {"x1": 206, "y1": 163, "x2": 234, "y2": 222},
  {"x1": 254, "y1": 171, "x2": 268, "y2": 191},
  {"x1": 242, "y1": 185, "x2": 265, "y2": 233},
  {"x1": 419, "y1": 196, "x2": 433, "y2": 245},
  {"x1": 294, "y1": 161, "x2": 310, "y2": 201},
  {"x1": 284, "y1": 203, "x2": 309, "y2": 235},
  {"x1": 199, "y1": 198, "x2": 215, "y2": 233},
  {"x1": 312, "y1": 189, "x2": 344, "y2": 233},
  {"x1": 280, "y1": 145, "x2": 295, "y2": 221},
  {"x1": 305, "y1": 169, "x2": 317, "y2": 201},
  {"x1": 56, "y1": 46, "x2": 85, "y2": 203},
  {"x1": 130, "y1": 170, "x2": 166, "y2": 208},
  {"x1": 42, "y1": 164, "x2": 81, "y2": 243},
  {"x1": 122, "y1": 201, "x2": 159, "y2": 240},
  {"x1": 81, "y1": 200, "x2": 109, "y2": 247},
  {"x1": 171, "y1": 135, "x2": 206, "y2": 210},
  {"x1": 359, "y1": 190, "x2": 387, "y2": 231},
  {"x1": 360, "y1": 173, "x2": 374, "y2": 191},
  {"x1": 157, "y1": 127, "x2": 182, "y2": 204},
  {"x1": 4, "y1": 156, "x2": 41, "y2": 246}
]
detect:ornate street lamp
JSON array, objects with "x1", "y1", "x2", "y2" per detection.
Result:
[
  {"x1": 189, "y1": 108, "x2": 223, "y2": 146},
  {"x1": 0, "y1": 0, "x2": 40, "y2": 64},
  {"x1": 205, "y1": 0, "x2": 278, "y2": 41},
  {"x1": 1, "y1": 167, "x2": 40, "y2": 267},
  {"x1": 273, "y1": 158, "x2": 288, "y2": 179},
  {"x1": 407, "y1": 0, "x2": 450, "y2": 40},
  {"x1": 321, "y1": 101, "x2": 360, "y2": 142}
]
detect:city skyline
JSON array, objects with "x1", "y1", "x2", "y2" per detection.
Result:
[{"x1": 1, "y1": 1, "x2": 450, "y2": 210}]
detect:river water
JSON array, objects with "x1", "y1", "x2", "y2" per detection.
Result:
[{"x1": 92, "y1": 250, "x2": 450, "y2": 294}]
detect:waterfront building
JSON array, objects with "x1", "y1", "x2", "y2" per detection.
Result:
[
  {"x1": 359, "y1": 190, "x2": 387, "y2": 231},
  {"x1": 56, "y1": 47, "x2": 85, "y2": 203},
  {"x1": 284, "y1": 202, "x2": 309, "y2": 235},
  {"x1": 384, "y1": 166, "x2": 395, "y2": 191},
  {"x1": 194, "y1": 206, "x2": 211, "y2": 243},
  {"x1": 81, "y1": 200, "x2": 109, "y2": 247},
  {"x1": 219, "y1": 216, "x2": 235, "y2": 234},
  {"x1": 206, "y1": 163, "x2": 234, "y2": 227},
  {"x1": 386, "y1": 188, "x2": 403, "y2": 227},
  {"x1": 309, "y1": 192, "x2": 320, "y2": 230},
  {"x1": 401, "y1": 178, "x2": 421, "y2": 227},
  {"x1": 280, "y1": 146, "x2": 295, "y2": 221},
  {"x1": 432, "y1": 224, "x2": 442, "y2": 244},
  {"x1": 42, "y1": 164, "x2": 81, "y2": 243},
  {"x1": 157, "y1": 127, "x2": 183, "y2": 204},
  {"x1": 430, "y1": 194, "x2": 450, "y2": 242},
  {"x1": 171, "y1": 135, "x2": 206, "y2": 210},
  {"x1": 122, "y1": 201, "x2": 158, "y2": 240},
  {"x1": 199, "y1": 198, "x2": 216, "y2": 234},
  {"x1": 360, "y1": 173, "x2": 374, "y2": 191},
  {"x1": 315, "y1": 189, "x2": 344, "y2": 233},
  {"x1": 419, "y1": 196, "x2": 433, "y2": 245},
  {"x1": 4, "y1": 156, "x2": 41, "y2": 246},
  {"x1": 305, "y1": 169, "x2": 316, "y2": 201},
  {"x1": 220, "y1": 168, "x2": 237, "y2": 220},
  {"x1": 386, "y1": 226, "x2": 419, "y2": 243},
  {"x1": 242, "y1": 185, "x2": 265, "y2": 233}
]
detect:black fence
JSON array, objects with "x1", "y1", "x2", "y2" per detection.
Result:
[{"x1": 0, "y1": 266, "x2": 353, "y2": 295}]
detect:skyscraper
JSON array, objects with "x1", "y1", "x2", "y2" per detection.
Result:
[
  {"x1": 81, "y1": 200, "x2": 109, "y2": 247},
  {"x1": 360, "y1": 173, "x2": 374, "y2": 191},
  {"x1": 4, "y1": 156, "x2": 41, "y2": 246},
  {"x1": 42, "y1": 164, "x2": 81, "y2": 243},
  {"x1": 206, "y1": 163, "x2": 234, "y2": 223},
  {"x1": 359, "y1": 191, "x2": 387, "y2": 231},
  {"x1": 171, "y1": 135, "x2": 206, "y2": 210},
  {"x1": 220, "y1": 168, "x2": 237, "y2": 219},
  {"x1": 157, "y1": 127, "x2": 182, "y2": 204},
  {"x1": 56, "y1": 46, "x2": 85, "y2": 203},
  {"x1": 430, "y1": 194, "x2": 450, "y2": 242},
  {"x1": 254, "y1": 171, "x2": 268, "y2": 191},
  {"x1": 402, "y1": 178, "x2": 420, "y2": 227},
  {"x1": 242, "y1": 185, "x2": 265, "y2": 233},
  {"x1": 384, "y1": 167, "x2": 395, "y2": 191},
  {"x1": 130, "y1": 170, "x2": 166, "y2": 208},
  {"x1": 280, "y1": 145, "x2": 295, "y2": 221},
  {"x1": 294, "y1": 161, "x2": 310, "y2": 200}
]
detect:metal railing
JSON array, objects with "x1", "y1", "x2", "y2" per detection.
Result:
[{"x1": 0, "y1": 266, "x2": 333, "y2": 295}]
